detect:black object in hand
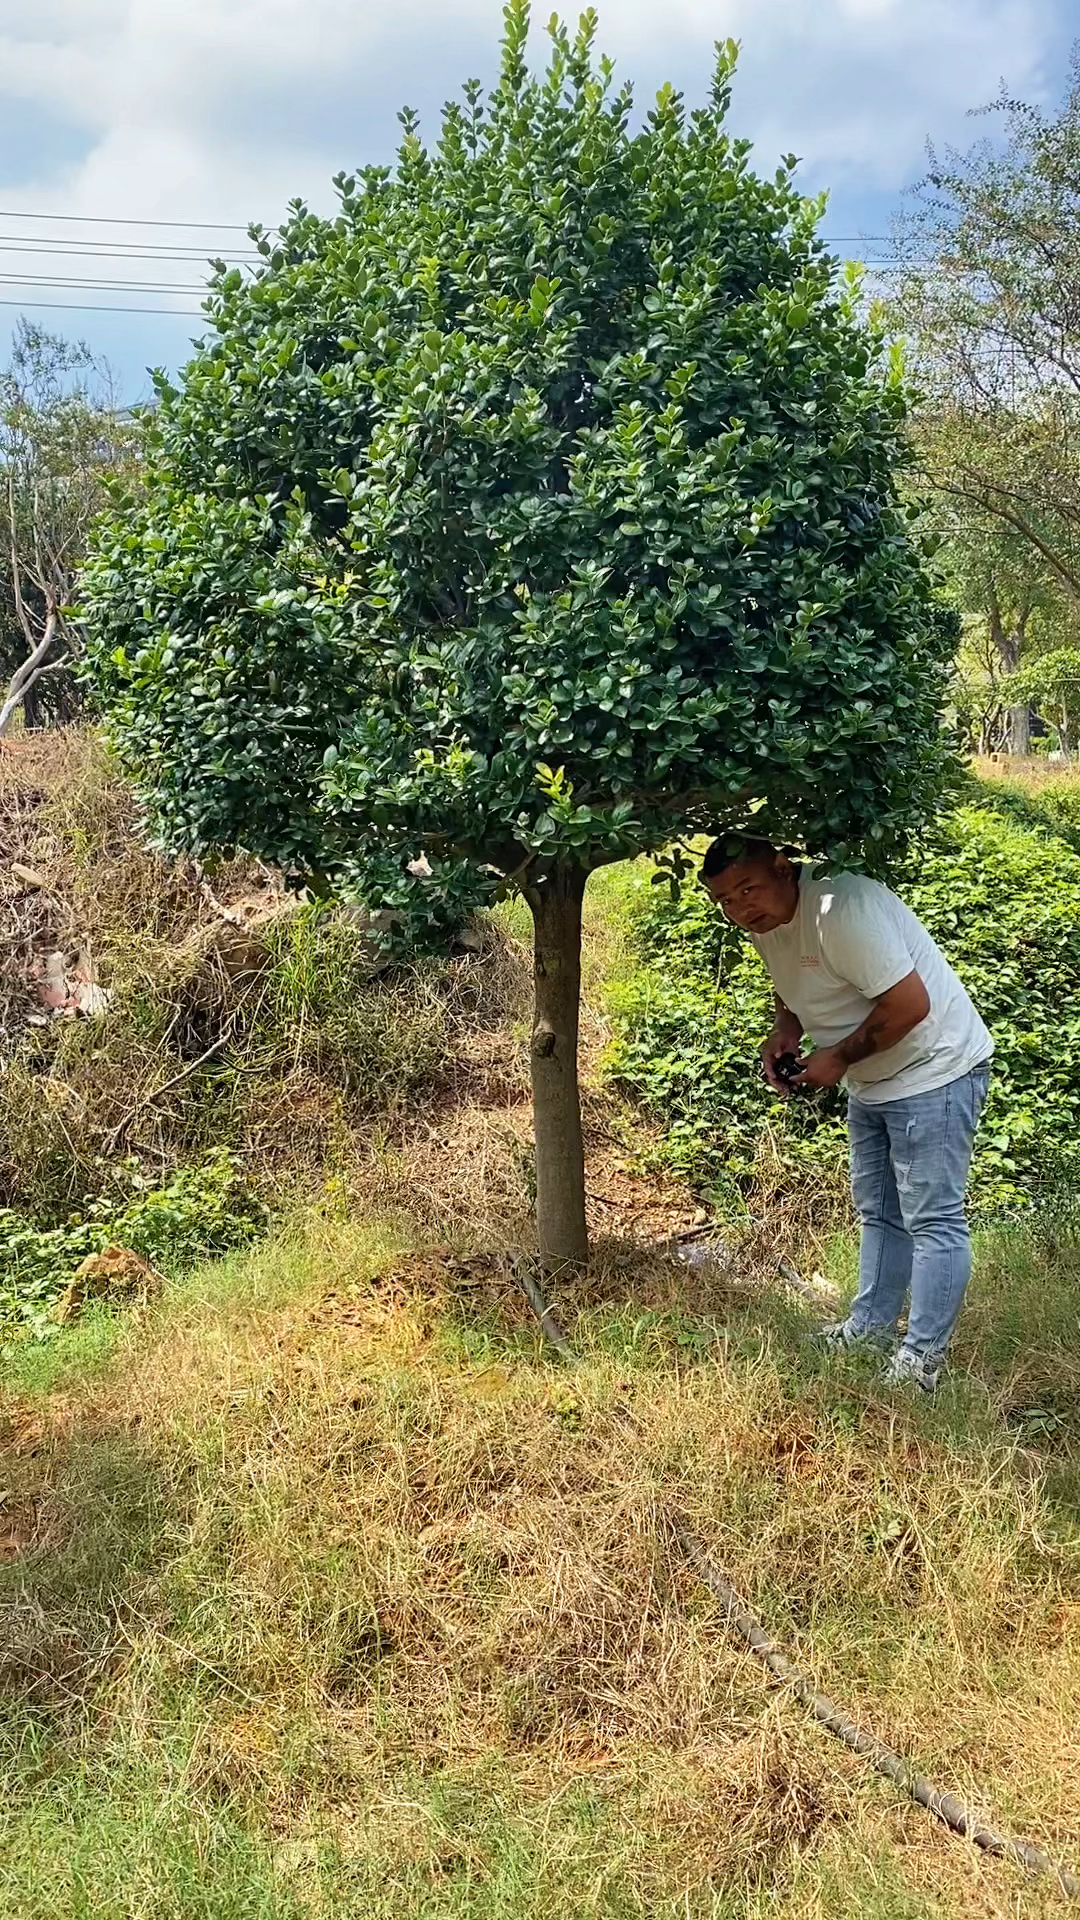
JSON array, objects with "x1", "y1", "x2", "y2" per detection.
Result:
[{"x1": 774, "y1": 1051, "x2": 805, "y2": 1086}]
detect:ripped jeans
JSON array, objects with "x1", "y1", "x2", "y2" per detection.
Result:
[{"x1": 846, "y1": 1062, "x2": 991, "y2": 1364}]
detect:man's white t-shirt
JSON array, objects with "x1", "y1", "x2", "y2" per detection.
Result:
[{"x1": 751, "y1": 871, "x2": 993, "y2": 1104}]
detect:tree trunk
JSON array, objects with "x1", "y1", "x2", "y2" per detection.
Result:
[
  {"x1": 988, "y1": 592, "x2": 1032, "y2": 757},
  {"x1": 528, "y1": 860, "x2": 589, "y2": 1274},
  {"x1": 0, "y1": 606, "x2": 59, "y2": 738},
  {"x1": 1007, "y1": 703, "x2": 1031, "y2": 756}
]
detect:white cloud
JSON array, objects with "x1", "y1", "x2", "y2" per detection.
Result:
[
  {"x1": 0, "y1": 1, "x2": 497, "y2": 224},
  {"x1": 0, "y1": 0, "x2": 1065, "y2": 219},
  {"x1": 0, "y1": 0, "x2": 1065, "y2": 341},
  {"x1": 595, "y1": 0, "x2": 1057, "y2": 188}
]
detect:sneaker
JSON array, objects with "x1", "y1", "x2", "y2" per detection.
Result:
[
  {"x1": 816, "y1": 1319, "x2": 892, "y2": 1353},
  {"x1": 881, "y1": 1347, "x2": 941, "y2": 1394}
]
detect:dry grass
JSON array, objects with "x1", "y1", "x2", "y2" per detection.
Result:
[
  {"x1": 1, "y1": 1217, "x2": 1078, "y2": 1918},
  {"x1": 0, "y1": 729, "x2": 272, "y2": 1209},
  {"x1": 2, "y1": 732, "x2": 1078, "y2": 1915},
  {"x1": 0, "y1": 733, "x2": 541, "y2": 1226},
  {"x1": 971, "y1": 755, "x2": 1080, "y2": 793}
]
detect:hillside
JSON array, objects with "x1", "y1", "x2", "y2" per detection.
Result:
[{"x1": 1, "y1": 735, "x2": 1079, "y2": 1918}]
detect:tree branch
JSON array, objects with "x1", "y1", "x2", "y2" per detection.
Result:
[
  {"x1": 929, "y1": 475, "x2": 1080, "y2": 599},
  {"x1": 0, "y1": 609, "x2": 61, "y2": 737}
]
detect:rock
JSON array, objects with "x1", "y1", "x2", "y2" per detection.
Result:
[
  {"x1": 33, "y1": 951, "x2": 69, "y2": 1010},
  {"x1": 71, "y1": 980, "x2": 111, "y2": 1017},
  {"x1": 454, "y1": 926, "x2": 485, "y2": 954},
  {"x1": 50, "y1": 1245, "x2": 163, "y2": 1324},
  {"x1": 677, "y1": 1238, "x2": 733, "y2": 1272},
  {"x1": 11, "y1": 862, "x2": 49, "y2": 890},
  {"x1": 29, "y1": 948, "x2": 112, "y2": 1018},
  {"x1": 178, "y1": 909, "x2": 294, "y2": 1013}
]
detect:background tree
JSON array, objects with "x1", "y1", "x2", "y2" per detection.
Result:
[
  {"x1": 1004, "y1": 648, "x2": 1080, "y2": 757},
  {"x1": 0, "y1": 321, "x2": 135, "y2": 736},
  {"x1": 929, "y1": 491, "x2": 1067, "y2": 753},
  {"x1": 82, "y1": 3, "x2": 955, "y2": 1270},
  {"x1": 889, "y1": 64, "x2": 1080, "y2": 747}
]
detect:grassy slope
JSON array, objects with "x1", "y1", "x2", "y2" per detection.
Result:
[
  {"x1": 3, "y1": 856, "x2": 1080, "y2": 1918},
  {"x1": 1, "y1": 1219, "x2": 1078, "y2": 1919},
  {"x1": 0, "y1": 906, "x2": 1068, "y2": 1912}
]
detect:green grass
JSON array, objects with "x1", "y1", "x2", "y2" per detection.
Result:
[
  {"x1": 1, "y1": 1212, "x2": 1077, "y2": 1920},
  {"x1": 0, "y1": 1302, "x2": 127, "y2": 1398}
]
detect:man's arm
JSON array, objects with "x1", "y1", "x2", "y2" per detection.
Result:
[
  {"x1": 792, "y1": 970, "x2": 931, "y2": 1090},
  {"x1": 762, "y1": 993, "x2": 805, "y2": 1091}
]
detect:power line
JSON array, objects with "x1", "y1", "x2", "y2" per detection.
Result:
[
  {"x1": 0, "y1": 207, "x2": 254, "y2": 232},
  {"x1": 0, "y1": 213, "x2": 900, "y2": 241},
  {"x1": 0, "y1": 238, "x2": 260, "y2": 263},
  {"x1": 0, "y1": 274, "x2": 210, "y2": 294},
  {"x1": 0, "y1": 296, "x2": 203, "y2": 316}
]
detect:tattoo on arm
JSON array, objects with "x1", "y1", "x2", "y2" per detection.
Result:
[
  {"x1": 832, "y1": 974, "x2": 929, "y2": 1068},
  {"x1": 834, "y1": 1013, "x2": 890, "y2": 1069}
]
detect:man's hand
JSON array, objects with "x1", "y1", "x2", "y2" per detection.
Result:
[
  {"x1": 788, "y1": 1047, "x2": 846, "y2": 1091},
  {"x1": 762, "y1": 1020, "x2": 803, "y2": 1094}
]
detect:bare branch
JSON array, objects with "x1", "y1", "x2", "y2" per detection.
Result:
[{"x1": 0, "y1": 610, "x2": 61, "y2": 737}]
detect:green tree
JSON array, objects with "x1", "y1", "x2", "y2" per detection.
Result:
[
  {"x1": 1004, "y1": 647, "x2": 1080, "y2": 756},
  {"x1": 0, "y1": 321, "x2": 136, "y2": 735},
  {"x1": 891, "y1": 67, "x2": 1080, "y2": 609},
  {"x1": 932, "y1": 498, "x2": 1067, "y2": 754},
  {"x1": 81, "y1": 4, "x2": 954, "y2": 1269}
]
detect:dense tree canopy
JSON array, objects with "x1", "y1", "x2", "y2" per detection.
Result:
[{"x1": 82, "y1": 3, "x2": 954, "y2": 1264}]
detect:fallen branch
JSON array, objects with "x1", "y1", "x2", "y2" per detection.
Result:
[
  {"x1": 674, "y1": 1520, "x2": 1080, "y2": 1898},
  {"x1": 513, "y1": 1267, "x2": 1080, "y2": 1899},
  {"x1": 508, "y1": 1259, "x2": 580, "y2": 1366},
  {"x1": 102, "y1": 1029, "x2": 235, "y2": 1154}
]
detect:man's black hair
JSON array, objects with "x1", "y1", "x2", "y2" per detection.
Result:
[{"x1": 701, "y1": 834, "x2": 779, "y2": 880}]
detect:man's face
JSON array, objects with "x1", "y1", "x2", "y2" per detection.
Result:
[{"x1": 706, "y1": 854, "x2": 798, "y2": 934}]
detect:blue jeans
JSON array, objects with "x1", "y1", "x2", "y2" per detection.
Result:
[{"x1": 847, "y1": 1062, "x2": 990, "y2": 1363}]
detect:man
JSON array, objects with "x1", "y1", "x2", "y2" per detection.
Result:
[{"x1": 702, "y1": 837, "x2": 993, "y2": 1391}]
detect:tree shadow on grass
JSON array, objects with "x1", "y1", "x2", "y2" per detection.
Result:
[
  {"x1": 447, "y1": 1221, "x2": 1080, "y2": 1539},
  {"x1": 0, "y1": 1380, "x2": 182, "y2": 1733}
]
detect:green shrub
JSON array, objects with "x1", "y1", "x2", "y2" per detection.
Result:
[
  {"x1": 605, "y1": 878, "x2": 848, "y2": 1209},
  {"x1": 606, "y1": 796, "x2": 1080, "y2": 1211},
  {"x1": 971, "y1": 774, "x2": 1080, "y2": 857},
  {"x1": 0, "y1": 1150, "x2": 268, "y2": 1337}
]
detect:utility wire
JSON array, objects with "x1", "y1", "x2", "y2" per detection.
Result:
[
  {"x1": 0, "y1": 297, "x2": 203, "y2": 317},
  {"x1": 0, "y1": 239, "x2": 260, "y2": 263},
  {"x1": 0, "y1": 210, "x2": 898, "y2": 242},
  {"x1": 0, "y1": 209, "x2": 937, "y2": 322},
  {"x1": 0, "y1": 275, "x2": 211, "y2": 295},
  {"x1": 0, "y1": 208, "x2": 254, "y2": 231}
]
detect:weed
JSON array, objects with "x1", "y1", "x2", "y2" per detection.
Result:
[{"x1": 0, "y1": 1149, "x2": 268, "y2": 1335}]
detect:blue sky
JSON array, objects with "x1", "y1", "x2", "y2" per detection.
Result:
[{"x1": 0, "y1": 0, "x2": 1076, "y2": 402}]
